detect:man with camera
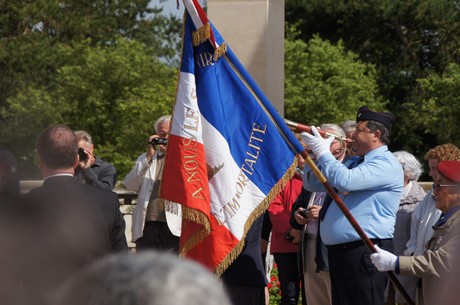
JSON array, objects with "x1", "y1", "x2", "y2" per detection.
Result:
[
  {"x1": 124, "y1": 115, "x2": 181, "y2": 252},
  {"x1": 74, "y1": 130, "x2": 117, "y2": 191}
]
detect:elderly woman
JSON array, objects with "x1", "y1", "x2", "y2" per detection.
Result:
[
  {"x1": 389, "y1": 151, "x2": 426, "y2": 305},
  {"x1": 393, "y1": 151, "x2": 426, "y2": 255}
]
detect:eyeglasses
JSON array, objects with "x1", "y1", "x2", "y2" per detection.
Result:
[
  {"x1": 353, "y1": 127, "x2": 373, "y2": 135},
  {"x1": 433, "y1": 183, "x2": 459, "y2": 191}
]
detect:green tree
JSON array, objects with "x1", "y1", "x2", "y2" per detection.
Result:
[
  {"x1": 285, "y1": 0, "x2": 460, "y2": 95},
  {"x1": 284, "y1": 30, "x2": 386, "y2": 127},
  {"x1": 285, "y1": 0, "x2": 460, "y2": 161},
  {"x1": 134, "y1": 9, "x2": 182, "y2": 66},
  {"x1": 55, "y1": 38, "x2": 177, "y2": 177},
  {"x1": 0, "y1": 0, "x2": 162, "y2": 100},
  {"x1": 0, "y1": 0, "x2": 181, "y2": 179},
  {"x1": 0, "y1": 0, "x2": 180, "y2": 111},
  {"x1": 396, "y1": 64, "x2": 460, "y2": 155},
  {"x1": 1, "y1": 38, "x2": 176, "y2": 179}
]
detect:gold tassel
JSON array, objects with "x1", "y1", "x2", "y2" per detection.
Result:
[
  {"x1": 192, "y1": 22, "x2": 211, "y2": 46},
  {"x1": 179, "y1": 206, "x2": 211, "y2": 257},
  {"x1": 213, "y1": 42, "x2": 228, "y2": 60},
  {"x1": 175, "y1": 156, "x2": 298, "y2": 275},
  {"x1": 214, "y1": 159, "x2": 298, "y2": 276}
]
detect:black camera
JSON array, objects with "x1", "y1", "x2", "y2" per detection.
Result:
[
  {"x1": 148, "y1": 138, "x2": 168, "y2": 146},
  {"x1": 299, "y1": 209, "x2": 308, "y2": 218},
  {"x1": 78, "y1": 148, "x2": 88, "y2": 162},
  {"x1": 284, "y1": 230, "x2": 295, "y2": 242}
]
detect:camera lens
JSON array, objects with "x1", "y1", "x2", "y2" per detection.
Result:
[
  {"x1": 148, "y1": 138, "x2": 168, "y2": 146},
  {"x1": 78, "y1": 148, "x2": 88, "y2": 161},
  {"x1": 299, "y1": 209, "x2": 308, "y2": 218}
]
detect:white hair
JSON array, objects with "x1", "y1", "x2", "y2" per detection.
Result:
[
  {"x1": 154, "y1": 115, "x2": 171, "y2": 133},
  {"x1": 393, "y1": 151, "x2": 423, "y2": 181},
  {"x1": 74, "y1": 130, "x2": 93, "y2": 144},
  {"x1": 320, "y1": 123, "x2": 346, "y2": 138},
  {"x1": 341, "y1": 120, "x2": 357, "y2": 136},
  {"x1": 54, "y1": 251, "x2": 231, "y2": 305}
]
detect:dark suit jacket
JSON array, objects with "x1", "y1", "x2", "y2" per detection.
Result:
[
  {"x1": 17, "y1": 175, "x2": 128, "y2": 305},
  {"x1": 74, "y1": 157, "x2": 117, "y2": 191}
]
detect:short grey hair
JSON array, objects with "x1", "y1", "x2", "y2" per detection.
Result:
[
  {"x1": 393, "y1": 151, "x2": 423, "y2": 181},
  {"x1": 54, "y1": 251, "x2": 232, "y2": 305},
  {"x1": 74, "y1": 130, "x2": 93, "y2": 145},
  {"x1": 341, "y1": 120, "x2": 357, "y2": 136},
  {"x1": 154, "y1": 115, "x2": 171, "y2": 133},
  {"x1": 320, "y1": 123, "x2": 346, "y2": 138}
]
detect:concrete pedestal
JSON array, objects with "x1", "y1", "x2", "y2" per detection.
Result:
[{"x1": 207, "y1": 0, "x2": 285, "y2": 116}]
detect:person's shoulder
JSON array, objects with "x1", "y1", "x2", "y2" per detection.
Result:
[
  {"x1": 22, "y1": 183, "x2": 50, "y2": 203},
  {"x1": 369, "y1": 149, "x2": 400, "y2": 166},
  {"x1": 414, "y1": 190, "x2": 434, "y2": 210},
  {"x1": 136, "y1": 152, "x2": 147, "y2": 161},
  {"x1": 412, "y1": 182, "x2": 427, "y2": 198},
  {"x1": 81, "y1": 182, "x2": 117, "y2": 199},
  {"x1": 93, "y1": 157, "x2": 111, "y2": 166},
  {"x1": 93, "y1": 157, "x2": 116, "y2": 170},
  {"x1": 24, "y1": 185, "x2": 43, "y2": 197},
  {"x1": 450, "y1": 208, "x2": 460, "y2": 221},
  {"x1": 447, "y1": 211, "x2": 460, "y2": 236},
  {"x1": 82, "y1": 184, "x2": 120, "y2": 208}
]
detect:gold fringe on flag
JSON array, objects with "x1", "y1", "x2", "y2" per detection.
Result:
[
  {"x1": 192, "y1": 22, "x2": 211, "y2": 46},
  {"x1": 192, "y1": 22, "x2": 227, "y2": 60},
  {"x1": 179, "y1": 207, "x2": 211, "y2": 257},
  {"x1": 214, "y1": 158, "x2": 299, "y2": 276},
  {"x1": 213, "y1": 42, "x2": 227, "y2": 60}
]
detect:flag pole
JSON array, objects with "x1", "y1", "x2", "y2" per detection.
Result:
[{"x1": 294, "y1": 127, "x2": 415, "y2": 305}]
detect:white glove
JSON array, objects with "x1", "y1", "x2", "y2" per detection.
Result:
[
  {"x1": 370, "y1": 245, "x2": 397, "y2": 272},
  {"x1": 300, "y1": 126, "x2": 335, "y2": 159}
]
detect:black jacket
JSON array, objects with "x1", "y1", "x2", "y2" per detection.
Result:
[
  {"x1": 290, "y1": 187, "x2": 329, "y2": 272},
  {"x1": 74, "y1": 157, "x2": 117, "y2": 190},
  {"x1": 16, "y1": 176, "x2": 128, "y2": 305}
]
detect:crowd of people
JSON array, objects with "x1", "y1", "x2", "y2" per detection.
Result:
[
  {"x1": 0, "y1": 105, "x2": 459, "y2": 305},
  {"x1": 0, "y1": 123, "x2": 227, "y2": 305},
  {"x1": 261, "y1": 106, "x2": 460, "y2": 305}
]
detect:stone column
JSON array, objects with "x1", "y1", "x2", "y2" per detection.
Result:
[{"x1": 207, "y1": 0, "x2": 285, "y2": 116}]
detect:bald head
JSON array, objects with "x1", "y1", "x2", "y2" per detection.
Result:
[{"x1": 36, "y1": 125, "x2": 78, "y2": 171}]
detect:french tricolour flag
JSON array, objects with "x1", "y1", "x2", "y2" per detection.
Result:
[{"x1": 160, "y1": 0, "x2": 305, "y2": 275}]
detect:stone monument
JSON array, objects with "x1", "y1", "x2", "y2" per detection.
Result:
[{"x1": 207, "y1": 0, "x2": 285, "y2": 116}]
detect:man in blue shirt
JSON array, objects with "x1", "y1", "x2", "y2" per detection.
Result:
[{"x1": 301, "y1": 106, "x2": 404, "y2": 305}]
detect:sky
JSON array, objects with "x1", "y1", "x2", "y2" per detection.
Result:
[
  {"x1": 156, "y1": 0, "x2": 183, "y2": 17},
  {"x1": 151, "y1": 0, "x2": 208, "y2": 18}
]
